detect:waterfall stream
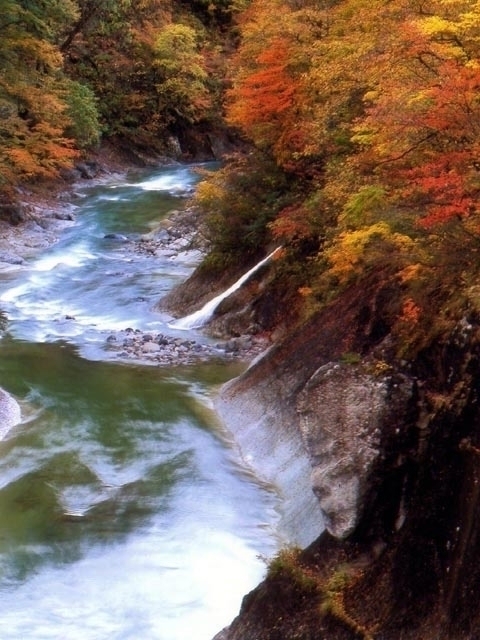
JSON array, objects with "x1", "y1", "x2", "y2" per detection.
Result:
[{"x1": 170, "y1": 247, "x2": 282, "y2": 330}]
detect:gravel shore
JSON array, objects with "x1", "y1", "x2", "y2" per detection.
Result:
[{"x1": 0, "y1": 169, "x2": 271, "y2": 367}]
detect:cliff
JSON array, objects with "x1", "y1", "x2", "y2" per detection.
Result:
[{"x1": 209, "y1": 268, "x2": 480, "y2": 640}]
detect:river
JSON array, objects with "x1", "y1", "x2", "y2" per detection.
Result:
[{"x1": 0, "y1": 166, "x2": 280, "y2": 640}]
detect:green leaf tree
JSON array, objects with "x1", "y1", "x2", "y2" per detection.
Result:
[{"x1": 153, "y1": 23, "x2": 211, "y2": 125}]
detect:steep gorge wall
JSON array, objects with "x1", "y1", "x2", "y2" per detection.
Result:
[
  {"x1": 213, "y1": 272, "x2": 480, "y2": 639},
  {"x1": 216, "y1": 359, "x2": 325, "y2": 547},
  {"x1": 216, "y1": 271, "x2": 406, "y2": 538}
]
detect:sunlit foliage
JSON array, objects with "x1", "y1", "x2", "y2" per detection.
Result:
[
  {"x1": 0, "y1": 0, "x2": 236, "y2": 196},
  {"x1": 192, "y1": 0, "x2": 480, "y2": 351},
  {"x1": 153, "y1": 23, "x2": 211, "y2": 125}
]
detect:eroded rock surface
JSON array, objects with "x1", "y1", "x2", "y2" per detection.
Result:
[
  {"x1": 216, "y1": 373, "x2": 325, "y2": 547},
  {"x1": 297, "y1": 362, "x2": 413, "y2": 538},
  {"x1": 215, "y1": 274, "x2": 402, "y2": 545}
]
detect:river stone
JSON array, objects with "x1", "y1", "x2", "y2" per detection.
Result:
[
  {"x1": 0, "y1": 252, "x2": 25, "y2": 265},
  {"x1": 297, "y1": 362, "x2": 400, "y2": 539},
  {"x1": 142, "y1": 341, "x2": 161, "y2": 353},
  {"x1": 51, "y1": 211, "x2": 75, "y2": 221},
  {"x1": 0, "y1": 388, "x2": 21, "y2": 439},
  {"x1": 75, "y1": 161, "x2": 99, "y2": 179},
  {"x1": 225, "y1": 336, "x2": 252, "y2": 352},
  {"x1": 60, "y1": 167, "x2": 83, "y2": 182},
  {"x1": 154, "y1": 248, "x2": 177, "y2": 258},
  {"x1": 104, "y1": 233, "x2": 128, "y2": 242}
]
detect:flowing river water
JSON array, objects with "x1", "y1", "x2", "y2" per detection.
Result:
[{"x1": 0, "y1": 166, "x2": 280, "y2": 640}]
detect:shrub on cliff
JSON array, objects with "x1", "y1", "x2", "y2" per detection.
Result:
[{"x1": 195, "y1": 152, "x2": 294, "y2": 264}]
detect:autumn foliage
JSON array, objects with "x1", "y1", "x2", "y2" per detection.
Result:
[
  {"x1": 187, "y1": 0, "x2": 480, "y2": 352},
  {"x1": 0, "y1": 0, "x2": 243, "y2": 196},
  {"x1": 222, "y1": 0, "x2": 480, "y2": 231},
  {"x1": 227, "y1": 37, "x2": 296, "y2": 143},
  {"x1": 4, "y1": 0, "x2": 480, "y2": 350}
]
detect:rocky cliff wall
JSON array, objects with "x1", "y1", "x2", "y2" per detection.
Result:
[
  {"x1": 297, "y1": 362, "x2": 413, "y2": 540},
  {"x1": 215, "y1": 271, "x2": 405, "y2": 541},
  {"x1": 215, "y1": 358, "x2": 325, "y2": 547},
  {"x1": 213, "y1": 272, "x2": 480, "y2": 639}
]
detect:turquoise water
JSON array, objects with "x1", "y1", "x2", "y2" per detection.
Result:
[{"x1": 0, "y1": 166, "x2": 279, "y2": 640}]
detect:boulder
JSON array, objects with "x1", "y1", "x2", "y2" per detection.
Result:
[
  {"x1": 297, "y1": 362, "x2": 413, "y2": 538},
  {"x1": 104, "y1": 233, "x2": 128, "y2": 242},
  {"x1": 75, "y1": 161, "x2": 100, "y2": 179},
  {"x1": 0, "y1": 202, "x2": 26, "y2": 225},
  {"x1": 0, "y1": 252, "x2": 25, "y2": 265}
]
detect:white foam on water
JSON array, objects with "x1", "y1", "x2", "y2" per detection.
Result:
[
  {"x1": 0, "y1": 389, "x2": 21, "y2": 440},
  {"x1": 57, "y1": 484, "x2": 116, "y2": 517},
  {"x1": 31, "y1": 244, "x2": 96, "y2": 272},
  {"x1": 0, "y1": 281, "x2": 31, "y2": 304},
  {"x1": 7, "y1": 295, "x2": 80, "y2": 320},
  {"x1": 96, "y1": 193, "x2": 127, "y2": 202},
  {"x1": 0, "y1": 526, "x2": 268, "y2": 640},
  {"x1": 0, "y1": 414, "x2": 279, "y2": 640},
  {"x1": 133, "y1": 170, "x2": 193, "y2": 193}
]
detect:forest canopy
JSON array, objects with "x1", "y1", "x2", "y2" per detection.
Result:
[
  {"x1": 0, "y1": 0, "x2": 244, "y2": 194},
  {"x1": 192, "y1": 0, "x2": 480, "y2": 353},
  {"x1": 3, "y1": 0, "x2": 480, "y2": 355}
]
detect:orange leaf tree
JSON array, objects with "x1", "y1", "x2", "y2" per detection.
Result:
[{"x1": 352, "y1": 0, "x2": 480, "y2": 229}]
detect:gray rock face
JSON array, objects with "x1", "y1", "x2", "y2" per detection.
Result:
[
  {"x1": 297, "y1": 363, "x2": 384, "y2": 538},
  {"x1": 75, "y1": 161, "x2": 99, "y2": 180},
  {"x1": 297, "y1": 362, "x2": 412, "y2": 539},
  {"x1": 215, "y1": 374, "x2": 325, "y2": 547},
  {"x1": 103, "y1": 233, "x2": 129, "y2": 242},
  {"x1": 0, "y1": 252, "x2": 25, "y2": 265},
  {"x1": 0, "y1": 388, "x2": 21, "y2": 439},
  {"x1": 215, "y1": 352, "x2": 414, "y2": 545}
]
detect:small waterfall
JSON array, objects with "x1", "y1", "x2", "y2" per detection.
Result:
[{"x1": 170, "y1": 247, "x2": 282, "y2": 330}]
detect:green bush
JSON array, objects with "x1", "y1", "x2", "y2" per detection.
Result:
[{"x1": 65, "y1": 81, "x2": 101, "y2": 148}]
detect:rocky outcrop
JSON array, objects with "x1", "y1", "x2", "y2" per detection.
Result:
[
  {"x1": 0, "y1": 388, "x2": 21, "y2": 439},
  {"x1": 216, "y1": 371, "x2": 325, "y2": 547},
  {"x1": 215, "y1": 272, "x2": 402, "y2": 544},
  {"x1": 297, "y1": 362, "x2": 413, "y2": 539},
  {"x1": 216, "y1": 353, "x2": 413, "y2": 545},
  {"x1": 160, "y1": 245, "x2": 303, "y2": 340},
  {"x1": 212, "y1": 270, "x2": 480, "y2": 639}
]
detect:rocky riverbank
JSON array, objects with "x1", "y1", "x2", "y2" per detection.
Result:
[
  {"x1": 0, "y1": 150, "x2": 131, "y2": 268},
  {"x1": 0, "y1": 199, "x2": 77, "y2": 269},
  {"x1": 0, "y1": 157, "x2": 274, "y2": 368},
  {"x1": 103, "y1": 325, "x2": 271, "y2": 366}
]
